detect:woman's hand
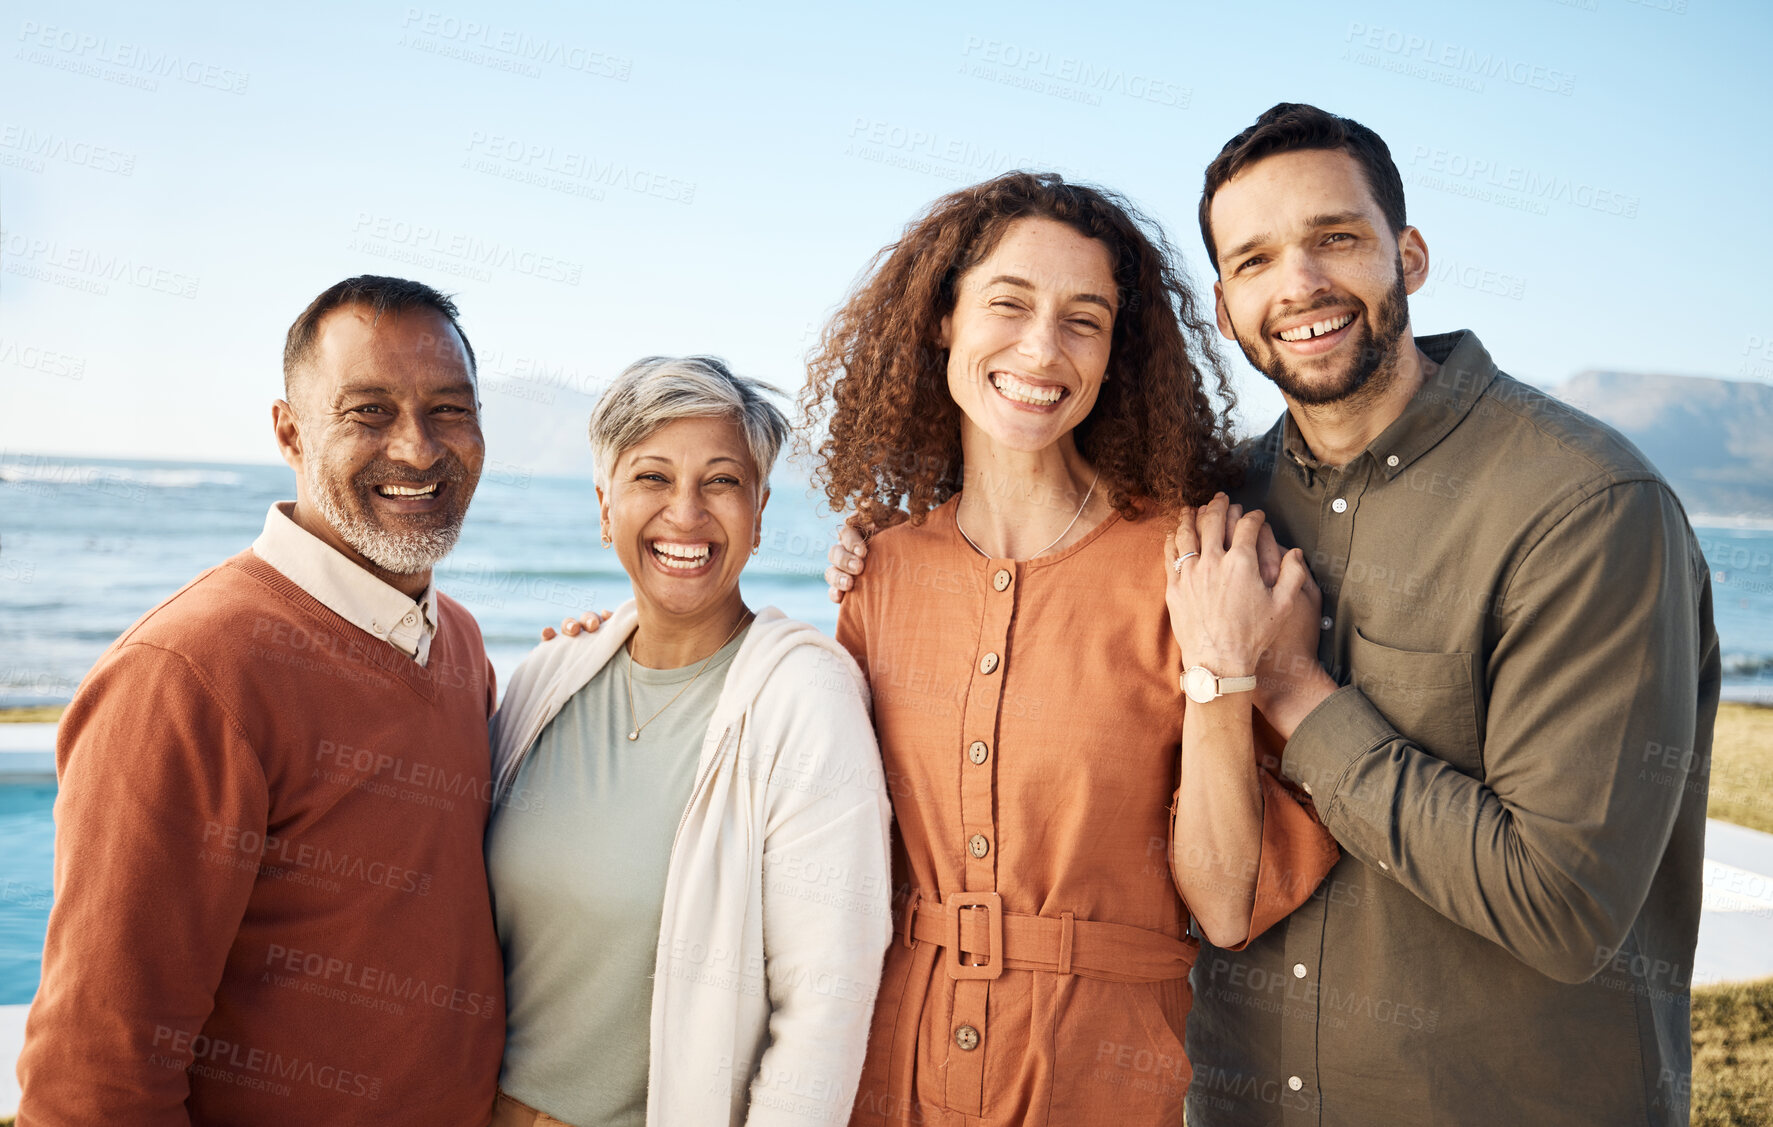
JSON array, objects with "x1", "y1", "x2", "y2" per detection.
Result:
[
  {"x1": 824, "y1": 523, "x2": 868, "y2": 603},
  {"x1": 540, "y1": 609, "x2": 613, "y2": 641},
  {"x1": 1164, "y1": 494, "x2": 1315, "y2": 676}
]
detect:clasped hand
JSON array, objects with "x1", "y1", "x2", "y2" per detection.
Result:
[{"x1": 1164, "y1": 494, "x2": 1320, "y2": 706}]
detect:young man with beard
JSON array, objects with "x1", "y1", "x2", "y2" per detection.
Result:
[
  {"x1": 18, "y1": 276, "x2": 506, "y2": 1126},
  {"x1": 1177, "y1": 103, "x2": 1719, "y2": 1126}
]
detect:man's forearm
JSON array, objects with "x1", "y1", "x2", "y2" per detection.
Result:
[
  {"x1": 1255, "y1": 654, "x2": 1339, "y2": 741},
  {"x1": 1260, "y1": 483, "x2": 1709, "y2": 982}
]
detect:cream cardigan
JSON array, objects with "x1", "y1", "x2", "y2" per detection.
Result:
[{"x1": 490, "y1": 603, "x2": 892, "y2": 1127}]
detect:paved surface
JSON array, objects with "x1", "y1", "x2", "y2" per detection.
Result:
[
  {"x1": 0, "y1": 1003, "x2": 23, "y2": 1117},
  {"x1": 0, "y1": 724, "x2": 54, "y2": 780},
  {"x1": 1697, "y1": 817, "x2": 1773, "y2": 985}
]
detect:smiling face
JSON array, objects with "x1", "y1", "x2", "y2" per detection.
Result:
[
  {"x1": 597, "y1": 415, "x2": 765, "y2": 624},
  {"x1": 939, "y1": 217, "x2": 1119, "y2": 456},
  {"x1": 274, "y1": 304, "x2": 483, "y2": 586},
  {"x1": 1208, "y1": 148, "x2": 1428, "y2": 407}
]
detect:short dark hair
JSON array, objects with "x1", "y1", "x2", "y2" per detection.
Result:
[
  {"x1": 281, "y1": 275, "x2": 477, "y2": 400},
  {"x1": 1198, "y1": 102, "x2": 1407, "y2": 273}
]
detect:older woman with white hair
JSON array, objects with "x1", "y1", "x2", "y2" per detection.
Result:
[{"x1": 485, "y1": 355, "x2": 892, "y2": 1127}]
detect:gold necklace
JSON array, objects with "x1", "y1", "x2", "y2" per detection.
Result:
[
  {"x1": 624, "y1": 611, "x2": 752, "y2": 741},
  {"x1": 956, "y1": 469, "x2": 1100, "y2": 560}
]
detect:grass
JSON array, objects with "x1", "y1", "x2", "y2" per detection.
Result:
[
  {"x1": 1709, "y1": 703, "x2": 1773, "y2": 835},
  {"x1": 1694, "y1": 976, "x2": 1773, "y2": 1126},
  {"x1": 0, "y1": 706, "x2": 62, "y2": 724}
]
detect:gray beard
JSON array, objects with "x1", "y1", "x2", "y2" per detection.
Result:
[{"x1": 305, "y1": 458, "x2": 463, "y2": 576}]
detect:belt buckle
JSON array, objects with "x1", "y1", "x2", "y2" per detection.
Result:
[{"x1": 945, "y1": 891, "x2": 1004, "y2": 980}]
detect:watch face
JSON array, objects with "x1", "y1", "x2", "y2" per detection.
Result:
[{"x1": 1183, "y1": 666, "x2": 1217, "y2": 704}]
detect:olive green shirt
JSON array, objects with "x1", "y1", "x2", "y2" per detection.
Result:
[{"x1": 1186, "y1": 331, "x2": 1720, "y2": 1127}]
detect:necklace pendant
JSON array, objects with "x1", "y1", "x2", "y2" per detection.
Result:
[{"x1": 627, "y1": 730, "x2": 639, "y2": 741}]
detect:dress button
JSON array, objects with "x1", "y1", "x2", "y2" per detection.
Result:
[
  {"x1": 1320, "y1": 616, "x2": 1333, "y2": 631},
  {"x1": 955, "y1": 1025, "x2": 980, "y2": 1051},
  {"x1": 979, "y1": 652, "x2": 999, "y2": 675},
  {"x1": 993, "y1": 568, "x2": 1012, "y2": 592},
  {"x1": 968, "y1": 740, "x2": 989, "y2": 765},
  {"x1": 968, "y1": 833, "x2": 990, "y2": 859},
  {"x1": 1331, "y1": 497, "x2": 1348, "y2": 514},
  {"x1": 1293, "y1": 963, "x2": 1308, "y2": 978},
  {"x1": 1288, "y1": 1076, "x2": 1303, "y2": 1091},
  {"x1": 1386, "y1": 454, "x2": 1400, "y2": 467}
]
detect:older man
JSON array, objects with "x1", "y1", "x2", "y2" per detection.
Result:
[
  {"x1": 1179, "y1": 103, "x2": 1718, "y2": 1127},
  {"x1": 17, "y1": 276, "x2": 505, "y2": 1125}
]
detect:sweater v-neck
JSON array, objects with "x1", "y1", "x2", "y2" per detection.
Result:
[{"x1": 232, "y1": 551, "x2": 444, "y2": 702}]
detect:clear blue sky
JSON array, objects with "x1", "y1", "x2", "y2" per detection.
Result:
[{"x1": 4, "y1": 0, "x2": 1768, "y2": 474}]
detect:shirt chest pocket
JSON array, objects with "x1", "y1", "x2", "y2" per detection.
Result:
[{"x1": 1347, "y1": 628, "x2": 1485, "y2": 776}]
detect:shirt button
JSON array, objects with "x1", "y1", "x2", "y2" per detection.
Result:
[
  {"x1": 1303, "y1": 782, "x2": 1314, "y2": 796},
  {"x1": 993, "y1": 568, "x2": 1012, "y2": 592},
  {"x1": 968, "y1": 740, "x2": 989, "y2": 765},
  {"x1": 1288, "y1": 1076, "x2": 1303, "y2": 1092},
  {"x1": 1378, "y1": 860, "x2": 1390, "y2": 871},
  {"x1": 1331, "y1": 497, "x2": 1348, "y2": 514},
  {"x1": 968, "y1": 834, "x2": 990, "y2": 859},
  {"x1": 1320, "y1": 616, "x2": 1333, "y2": 631},
  {"x1": 401, "y1": 611, "x2": 417, "y2": 626},
  {"x1": 955, "y1": 1025, "x2": 980, "y2": 1051},
  {"x1": 1386, "y1": 454, "x2": 1400, "y2": 468},
  {"x1": 979, "y1": 652, "x2": 999, "y2": 675},
  {"x1": 1293, "y1": 963, "x2": 1308, "y2": 978}
]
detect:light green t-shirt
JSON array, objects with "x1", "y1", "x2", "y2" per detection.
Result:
[{"x1": 487, "y1": 626, "x2": 749, "y2": 1127}]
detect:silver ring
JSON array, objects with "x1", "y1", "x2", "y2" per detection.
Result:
[{"x1": 1173, "y1": 551, "x2": 1200, "y2": 574}]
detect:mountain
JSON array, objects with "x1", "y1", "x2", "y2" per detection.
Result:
[{"x1": 1550, "y1": 371, "x2": 1773, "y2": 520}]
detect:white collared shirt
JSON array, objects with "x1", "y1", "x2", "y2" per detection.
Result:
[{"x1": 251, "y1": 501, "x2": 439, "y2": 665}]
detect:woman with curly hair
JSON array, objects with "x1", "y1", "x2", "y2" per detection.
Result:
[{"x1": 801, "y1": 172, "x2": 1339, "y2": 1125}]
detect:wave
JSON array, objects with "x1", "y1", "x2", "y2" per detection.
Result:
[
  {"x1": 0, "y1": 463, "x2": 244, "y2": 489},
  {"x1": 1722, "y1": 652, "x2": 1773, "y2": 679}
]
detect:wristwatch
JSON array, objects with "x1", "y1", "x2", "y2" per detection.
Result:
[{"x1": 1181, "y1": 665, "x2": 1257, "y2": 704}]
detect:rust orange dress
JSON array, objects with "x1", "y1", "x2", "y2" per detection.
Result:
[{"x1": 837, "y1": 498, "x2": 1338, "y2": 1126}]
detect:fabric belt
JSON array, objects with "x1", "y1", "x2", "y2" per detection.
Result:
[{"x1": 905, "y1": 889, "x2": 1198, "y2": 983}]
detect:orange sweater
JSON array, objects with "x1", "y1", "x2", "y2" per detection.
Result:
[
  {"x1": 17, "y1": 551, "x2": 505, "y2": 1126},
  {"x1": 838, "y1": 499, "x2": 1339, "y2": 1126}
]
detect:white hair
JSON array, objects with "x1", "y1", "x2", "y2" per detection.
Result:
[{"x1": 589, "y1": 355, "x2": 790, "y2": 489}]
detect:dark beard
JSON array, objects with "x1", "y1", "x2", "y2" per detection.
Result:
[{"x1": 1234, "y1": 257, "x2": 1411, "y2": 408}]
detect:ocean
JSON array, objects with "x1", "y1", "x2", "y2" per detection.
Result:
[
  {"x1": 0, "y1": 453, "x2": 1770, "y2": 1004},
  {"x1": 0, "y1": 454, "x2": 846, "y2": 707},
  {"x1": 4, "y1": 453, "x2": 1768, "y2": 711}
]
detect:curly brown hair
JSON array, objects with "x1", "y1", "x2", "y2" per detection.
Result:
[{"x1": 800, "y1": 171, "x2": 1240, "y2": 528}]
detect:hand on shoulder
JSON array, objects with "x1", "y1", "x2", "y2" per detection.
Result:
[{"x1": 539, "y1": 609, "x2": 613, "y2": 642}]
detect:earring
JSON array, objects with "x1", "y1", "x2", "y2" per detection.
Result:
[{"x1": 601, "y1": 530, "x2": 612, "y2": 548}]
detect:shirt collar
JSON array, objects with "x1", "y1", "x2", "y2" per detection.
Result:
[
  {"x1": 250, "y1": 501, "x2": 439, "y2": 665},
  {"x1": 1278, "y1": 329, "x2": 1499, "y2": 482}
]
